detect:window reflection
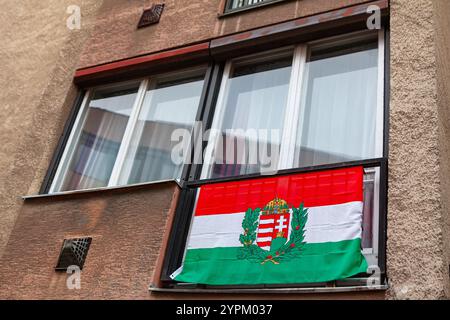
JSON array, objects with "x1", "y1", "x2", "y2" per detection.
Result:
[
  {"x1": 60, "y1": 84, "x2": 139, "y2": 191},
  {"x1": 119, "y1": 71, "x2": 205, "y2": 185},
  {"x1": 205, "y1": 54, "x2": 293, "y2": 179}
]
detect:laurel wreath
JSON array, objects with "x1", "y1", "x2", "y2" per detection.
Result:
[{"x1": 238, "y1": 203, "x2": 308, "y2": 264}]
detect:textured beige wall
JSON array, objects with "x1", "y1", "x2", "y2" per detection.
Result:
[
  {"x1": 78, "y1": 0, "x2": 370, "y2": 68},
  {"x1": 434, "y1": 0, "x2": 450, "y2": 298},
  {"x1": 0, "y1": 0, "x2": 449, "y2": 299},
  {"x1": 0, "y1": 0, "x2": 372, "y2": 260},
  {"x1": 0, "y1": 0, "x2": 103, "y2": 256},
  {"x1": 388, "y1": 0, "x2": 449, "y2": 299},
  {"x1": 0, "y1": 183, "x2": 179, "y2": 300}
]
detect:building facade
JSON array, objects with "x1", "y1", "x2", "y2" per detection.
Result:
[{"x1": 0, "y1": 0, "x2": 449, "y2": 299}]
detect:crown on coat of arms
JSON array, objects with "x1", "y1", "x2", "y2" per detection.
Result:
[{"x1": 262, "y1": 197, "x2": 289, "y2": 215}]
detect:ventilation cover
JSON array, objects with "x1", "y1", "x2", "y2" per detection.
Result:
[
  {"x1": 55, "y1": 237, "x2": 92, "y2": 271},
  {"x1": 137, "y1": 4, "x2": 165, "y2": 28}
]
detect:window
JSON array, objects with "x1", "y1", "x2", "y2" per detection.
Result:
[
  {"x1": 294, "y1": 40, "x2": 381, "y2": 168},
  {"x1": 202, "y1": 50, "x2": 293, "y2": 178},
  {"x1": 49, "y1": 29, "x2": 387, "y2": 288},
  {"x1": 117, "y1": 70, "x2": 205, "y2": 186},
  {"x1": 53, "y1": 83, "x2": 140, "y2": 192},
  {"x1": 162, "y1": 30, "x2": 386, "y2": 287},
  {"x1": 202, "y1": 31, "x2": 384, "y2": 179},
  {"x1": 50, "y1": 67, "x2": 206, "y2": 193},
  {"x1": 225, "y1": 0, "x2": 284, "y2": 13}
]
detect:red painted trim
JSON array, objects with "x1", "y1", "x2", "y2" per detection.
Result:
[
  {"x1": 74, "y1": 42, "x2": 210, "y2": 79},
  {"x1": 74, "y1": 0, "x2": 388, "y2": 80}
]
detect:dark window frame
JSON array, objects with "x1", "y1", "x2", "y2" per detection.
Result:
[
  {"x1": 40, "y1": 90, "x2": 86, "y2": 194},
  {"x1": 222, "y1": 0, "x2": 291, "y2": 16}
]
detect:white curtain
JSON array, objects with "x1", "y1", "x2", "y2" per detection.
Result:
[
  {"x1": 209, "y1": 62, "x2": 292, "y2": 178},
  {"x1": 295, "y1": 48, "x2": 379, "y2": 167}
]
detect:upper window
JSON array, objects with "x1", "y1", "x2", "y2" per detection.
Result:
[
  {"x1": 202, "y1": 32, "x2": 384, "y2": 180},
  {"x1": 50, "y1": 67, "x2": 206, "y2": 193},
  {"x1": 225, "y1": 0, "x2": 285, "y2": 14},
  {"x1": 202, "y1": 50, "x2": 293, "y2": 178},
  {"x1": 294, "y1": 41, "x2": 380, "y2": 168}
]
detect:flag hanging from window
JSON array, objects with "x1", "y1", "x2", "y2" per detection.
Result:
[{"x1": 172, "y1": 166, "x2": 368, "y2": 285}]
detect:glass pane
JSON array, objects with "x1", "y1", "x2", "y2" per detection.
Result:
[
  {"x1": 362, "y1": 171, "x2": 375, "y2": 249},
  {"x1": 229, "y1": 0, "x2": 274, "y2": 10},
  {"x1": 294, "y1": 42, "x2": 379, "y2": 167},
  {"x1": 59, "y1": 83, "x2": 139, "y2": 191},
  {"x1": 204, "y1": 53, "x2": 293, "y2": 179},
  {"x1": 119, "y1": 69, "x2": 205, "y2": 185}
]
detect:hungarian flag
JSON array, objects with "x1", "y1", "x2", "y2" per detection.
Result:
[{"x1": 173, "y1": 166, "x2": 368, "y2": 285}]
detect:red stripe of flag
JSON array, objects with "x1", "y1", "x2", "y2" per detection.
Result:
[
  {"x1": 257, "y1": 232, "x2": 273, "y2": 238},
  {"x1": 259, "y1": 216, "x2": 275, "y2": 221},
  {"x1": 195, "y1": 166, "x2": 363, "y2": 216}
]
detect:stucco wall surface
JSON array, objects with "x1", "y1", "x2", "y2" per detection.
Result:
[
  {"x1": 0, "y1": 183, "x2": 178, "y2": 299},
  {"x1": 388, "y1": 0, "x2": 449, "y2": 299},
  {"x1": 0, "y1": 0, "x2": 449, "y2": 300},
  {"x1": 77, "y1": 0, "x2": 371, "y2": 69},
  {"x1": 0, "y1": 0, "x2": 103, "y2": 256},
  {"x1": 434, "y1": 0, "x2": 450, "y2": 298}
]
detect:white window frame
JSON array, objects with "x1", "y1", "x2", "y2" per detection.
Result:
[
  {"x1": 50, "y1": 66, "x2": 207, "y2": 194},
  {"x1": 49, "y1": 90, "x2": 92, "y2": 193},
  {"x1": 202, "y1": 29, "x2": 385, "y2": 178}
]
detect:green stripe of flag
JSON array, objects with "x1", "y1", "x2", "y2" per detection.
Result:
[{"x1": 175, "y1": 239, "x2": 368, "y2": 285}]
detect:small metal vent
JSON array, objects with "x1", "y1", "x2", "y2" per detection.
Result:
[
  {"x1": 137, "y1": 4, "x2": 165, "y2": 28},
  {"x1": 55, "y1": 237, "x2": 92, "y2": 271}
]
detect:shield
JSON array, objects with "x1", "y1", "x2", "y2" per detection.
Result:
[{"x1": 256, "y1": 198, "x2": 291, "y2": 252}]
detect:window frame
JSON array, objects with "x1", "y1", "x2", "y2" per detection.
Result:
[
  {"x1": 200, "y1": 46, "x2": 299, "y2": 178},
  {"x1": 49, "y1": 66, "x2": 209, "y2": 194},
  {"x1": 362, "y1": 167, "x2": 381, "y2": 266},
  {"x1": 201, "y1": 29, "x2": 385, "y2": 179},
  {"x1": 223, "y1": 0, "x2": 290, "y2": 16},
  {"x1": 161, "y1": 29, "x2": 389, "y2": 289}
]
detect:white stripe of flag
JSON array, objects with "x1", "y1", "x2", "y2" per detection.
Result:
[{"x1": 186, "y1": 201, "x2": 363, "y2": 250}]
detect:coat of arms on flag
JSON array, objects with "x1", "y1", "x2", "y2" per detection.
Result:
[
  {"x1": 173, "y1": 167, "x2": 368, "y2": 286},
  {"x1": 258, "y1": 199, "x2": 291, "y2": 250},
  {"x1": 239, "y1": 198, "x2": 308, "y2": 265}
]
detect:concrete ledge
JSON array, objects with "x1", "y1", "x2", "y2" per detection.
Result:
[
  {"x1": 22, "y1": 179, "x2": 181, "y2": 200},
  {"x1": 149, "y1": 285, "x2": 389, "y2": 295}
]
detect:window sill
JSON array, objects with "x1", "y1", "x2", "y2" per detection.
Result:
[
  {"x1": 22, "y1": 179, "x2": 182, "y2": 200},
  {"x1": 149, "y1": 284, "x2": 389, "y2": 295},
  {"x1": 218, "y1": 0, "x2": 293, "y2": 18}
]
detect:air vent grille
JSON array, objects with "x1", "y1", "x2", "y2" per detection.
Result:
[{"x1": 55, "y1": 237, "x2": 92, "y2": 271}]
